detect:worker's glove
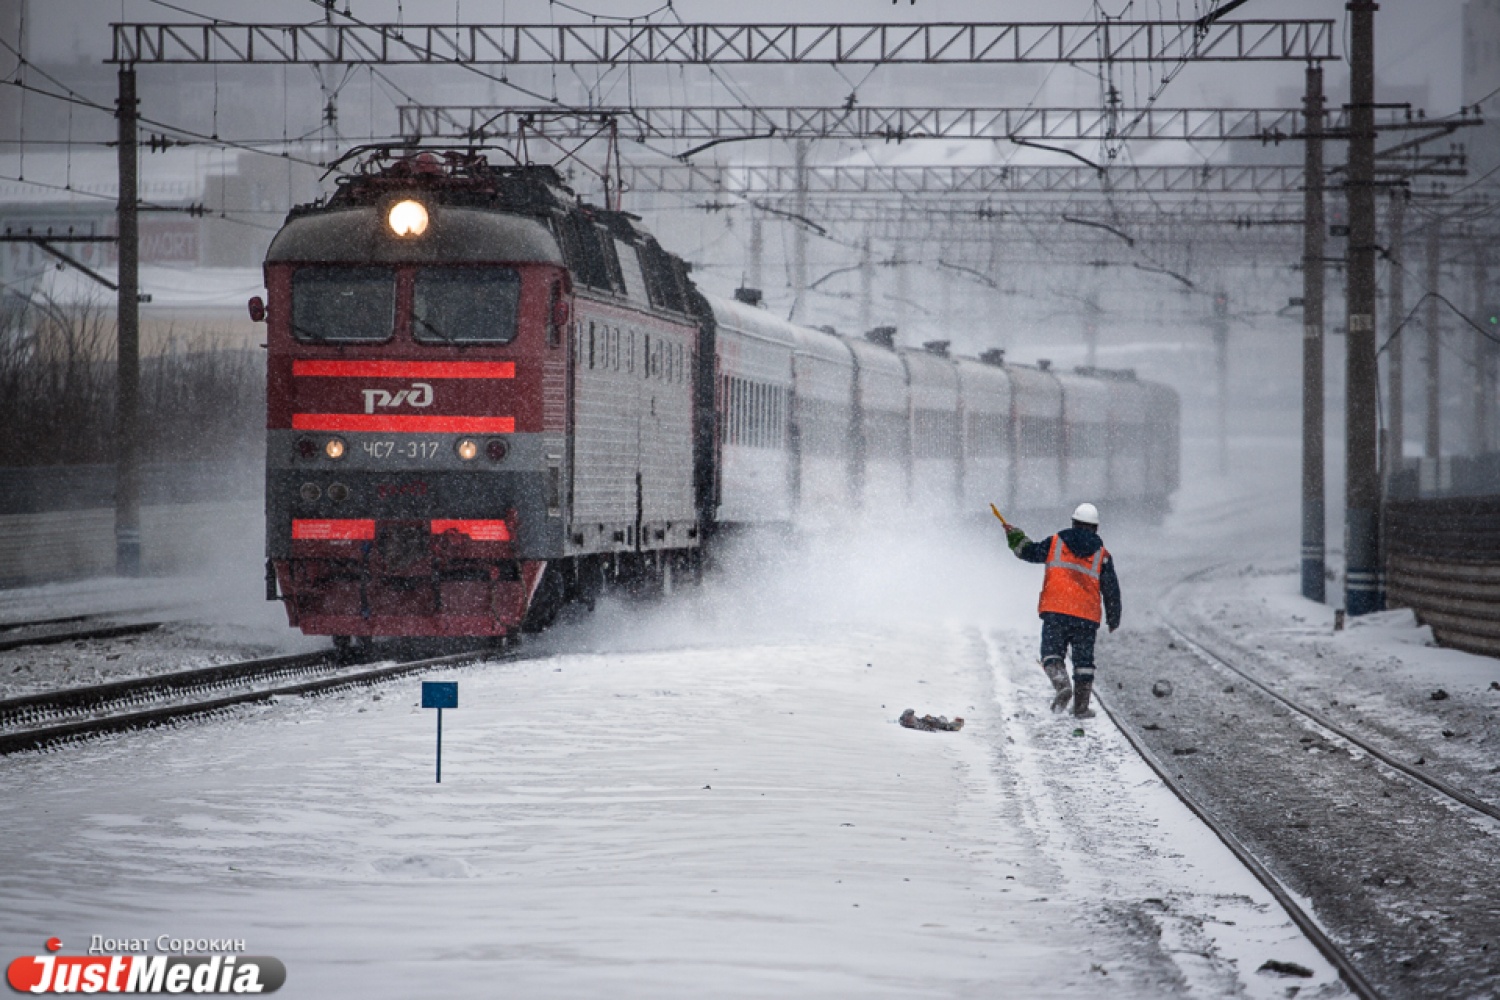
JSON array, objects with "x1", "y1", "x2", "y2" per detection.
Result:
[{"x1": 1005, "y1": 526, "x2": 1027, "y2": 551}]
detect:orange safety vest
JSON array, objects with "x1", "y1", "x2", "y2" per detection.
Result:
[{"x1": 1038, "y1": 535, "x2": 1107, "y2": 623}]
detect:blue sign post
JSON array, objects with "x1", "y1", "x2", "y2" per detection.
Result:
[{"x1": 421, "y1": 681, "x2": 458, "y2": 783}]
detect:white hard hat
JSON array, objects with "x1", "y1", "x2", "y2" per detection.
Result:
[{"x1": 1071, "y1": 502, "x2": 1100, "y2": 526}]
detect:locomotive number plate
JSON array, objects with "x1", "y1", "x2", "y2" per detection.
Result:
[{"x1": 361, "y1": 439, "x2": 443, "y2": 460}]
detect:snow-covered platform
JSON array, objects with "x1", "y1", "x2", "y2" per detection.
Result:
[{"x1": 0, "y1": 524, "x2": 1341, "y2": 999}]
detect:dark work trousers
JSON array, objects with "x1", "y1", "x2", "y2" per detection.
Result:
[{"x1": 1039, "y1": 612, "x2": 1098, "y2": 685}]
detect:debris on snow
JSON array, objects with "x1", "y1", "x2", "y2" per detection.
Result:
[
  {"x1": 1430, "y1": 689, "x2": 1450, "y2": 701},
  {"x1": 1256, "y1": 959, "x2": 1314, "y2": 978},
  {"x1": 899, "y1": 709, "x2": 964, "y2": 732},
  {"x1": 1152, "y1": 680, "x2": 1174, "y2": 698}
]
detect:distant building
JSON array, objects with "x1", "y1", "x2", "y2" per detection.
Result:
[{"x1": 1464, "y1": 0, "x2": 1500, "y2": 178}]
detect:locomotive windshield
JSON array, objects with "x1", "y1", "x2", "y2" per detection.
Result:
[
  {"x1": 412, "y1": 267, "x2": 522, "y2": 345},
  {"x1": 291, "y1": 266, "x2": 396, "y2": 343}
]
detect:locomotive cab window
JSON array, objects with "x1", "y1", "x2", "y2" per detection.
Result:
[
  {"x1": 291, "y1": 266, "x2": 395, "y2": 343},
  {"x1": 412, "y1": 267, "x2": 522, "y2": 344}
]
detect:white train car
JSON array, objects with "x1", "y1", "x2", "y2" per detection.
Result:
[
  {"x1": 706, "y1": 294, "x2": 796, "y2": 526},
  {"x1": 1057, "y1": 369, "x2": 1110, "y2": 503},
  {"x1": 845, "y1": 330, "x2": 911, "y2": 513},
  {"x1": 1006, "y1": 364, "x2": 1066, "y2": 513},
  {"x1": 789, "y1": 325, "x2": 858, "y2": 528},
  {"x1": 956, "y1": 350, "x2": 1013, "y2": 515},
  {"x1": 903, "y1": 342, "x2": 962, "y2": 516}
]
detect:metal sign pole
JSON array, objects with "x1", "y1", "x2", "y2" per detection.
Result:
[{"x1": 421, "y1": 681, "x2": 458, "y2": 784}]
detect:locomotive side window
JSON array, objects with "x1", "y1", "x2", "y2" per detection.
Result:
[
  {"x1": 412, "y1": 267, "x2": 521, "y2": 344},
  {"x1": 290, "y1": 266, "x2": 395, "y2": 343}
]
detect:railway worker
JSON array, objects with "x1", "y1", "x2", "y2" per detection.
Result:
[{"x1": 1002, "y1": 502, "x2": 1121, "y2": 719}]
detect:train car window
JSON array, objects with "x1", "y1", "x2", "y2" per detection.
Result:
[
  {"x1": 719, "y1": 376, "x2": 729, "y2": 444},
  {"x1": 757, "y1": 383, "x2": 765, "y2": 448},
  {"x1": 290, "y1": 266, "x2": 395, "y2": 343},
  {"x1": 412, "y1": 268, "x2": 522, "y2": 344}
]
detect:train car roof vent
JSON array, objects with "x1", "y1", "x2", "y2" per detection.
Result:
[
  {"x1": 1037, "y1": 358, "x2": 1052, "y2": 371},
  {"x1": 866, "y1": 326, "x2": 897, "y2": 350},
  {"x1": 979, "y1": 348, "x2": 1006, "y2": 367},
  {"x1": 733, "y1": 287, "x2": 763, "y2": 306},
  {"x1": 922, "y1": 340, "x2": 950, "y2": 357}
]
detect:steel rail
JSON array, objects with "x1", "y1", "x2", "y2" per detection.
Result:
[
  {"x1": 0, "y1": 621, "x2": 161, "y2": 654},
  {"x1": 0, "y1": 646, "x2": 504, "y2": 755},
  {"x1": 1096, "y1": 689, "x2": 1386, "y2": 1000},
  {"x1": 1162, "y1": 621, "x2": 1500, "y2": 825},
  {"x1": 0, "y1": 613, "x2": 96, "y2": 633}
]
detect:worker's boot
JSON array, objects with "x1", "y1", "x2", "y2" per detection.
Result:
[
  {"x1": 1072, "y1": 679, "x2": 1096, "y2": 719},
  {"x1": 1041, "y1": 656, "x2": 1072, "y2": 713}
]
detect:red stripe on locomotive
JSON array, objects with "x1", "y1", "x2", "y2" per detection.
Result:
[
  {"x1": 430, "y1": 519, "x2": 512, "y2": 541},
  {"x1": 292, "y1": 360, "x2": 516, "y2": 379},
  {"x1": 290, "y1": 414, "x2": 517, "y2": 434},
  {"x1": 292, "y1": 518, "x2": 377, "y2": 540}
]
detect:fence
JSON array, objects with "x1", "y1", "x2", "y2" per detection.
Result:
[{"x1": 1384, "y1": 492, "x2": 1500, "y2": 659}]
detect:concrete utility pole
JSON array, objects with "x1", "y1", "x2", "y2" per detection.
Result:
[
  {"x1": 1301, "y1": 64, "x2": 1326, "y2": 604},
  {"x1": 791, "y1": 140, "x2": 808, "y2": 316},
  {"x1": 1344, "y1": 0, "x2": 1382, "y2": 616},
  {"x1": 1083, "y1": 294, "x2": 1100, "y2": 368},
  {"x1": 1385, "y1": 192, "x2": 1405, "y2": 476},
  {"x1": 748, "y1": 210, "x2": 763, "y2": 293},
  {"x1": 1213, "y1": 289, "x2": 1231, "y2": 476},
  {"x1": 858, "y1": 234, "x2": 872, "y2": 333},
  {"x1": 1424, "y1": 221, "x2": 1442, "y2": 458},
  {"x1": 1472, "y1": 251, "x2": 1490, "y2": 453},
  {"x1": 115, "y1": 66, "x2": 141, "y2": 577}
]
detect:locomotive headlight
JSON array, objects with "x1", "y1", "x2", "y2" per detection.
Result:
[
  {"x1": 455, "y1": 438, "x2": 479, "y2": 461},
  {"x1": 324, "y1": 437, "x2": 346, "y2": 460},
  {"x1": 388, "y1": 199, "x2": 429, "y2": 237}
]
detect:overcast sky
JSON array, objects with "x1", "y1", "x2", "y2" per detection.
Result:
[{"x1": 15, "y1": 0, "x2": 1479, "y2": 112}]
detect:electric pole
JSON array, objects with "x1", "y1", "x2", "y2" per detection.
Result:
[
  {"x1": 1301, "y1": 64, "x2": 1326, "y2": 603},
  {"x1": 1344, "y1": 0, "x2": 1382, "y2": 616},
  {"x1": 1385, "y1": 191, "x2": 1406, "y2": 477},
  {"x1": 1474, "y1": 250, "x2": 1491, "y2": 453},
  {"x1": 1425, "y1": 221, "x2": 1442, "y2": 458},
  {"x1": 115, "y1": 66, "x2": 141, "y2": 577},
  {"x1": 1213, "y1": 288, "x2": 1231, "y2": 476}
]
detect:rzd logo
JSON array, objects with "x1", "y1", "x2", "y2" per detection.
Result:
[{"x1": 362, "y1": 382, "x2": 433, "y2": 414}]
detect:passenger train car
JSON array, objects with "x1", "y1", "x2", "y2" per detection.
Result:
[{"x1": 257, "y1": 151, "x2": 1179, "y2": 642}]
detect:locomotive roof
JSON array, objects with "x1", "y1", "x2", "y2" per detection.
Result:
[
  {"x1": 266, "y1": 205, "x2": 564, "y2": 265},
  {"x1": 271, "y1": 152, "x2": 693, "y2": 311}
]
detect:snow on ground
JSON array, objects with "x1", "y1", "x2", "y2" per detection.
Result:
[
  {"x1": 0, "y1": 510, "x2": 1347, "y2": 998},
  {"x1": 0, "y1": 505, "x2": 329, "y2": 698}
]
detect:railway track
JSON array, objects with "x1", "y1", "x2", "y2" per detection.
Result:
[
  {"x1": 0, "y1": 642, "x2": 509, "y2": 755},
  {"x1": 1096, "y1": 688, "x2": 1385, "y2": 1000},
  {"x1": 1095, "y1": 575, "x2": 1500, "y2": 1000},
  {"x1": 1163, "y1": 621, "x2": 1500, "y2": 825},
  {"x1": 0, "y1": 620, "x2": 162, "y2": 653}
]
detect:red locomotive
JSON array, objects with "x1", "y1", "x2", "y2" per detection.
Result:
[{"x1": 258, "y1": 150, "x2": 1179, "y2": 644}]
